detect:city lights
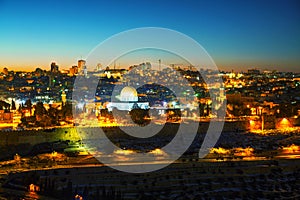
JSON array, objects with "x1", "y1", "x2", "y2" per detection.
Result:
[
  {"x1": 0, "y1": 1, "x2": 299, "y2": 198},
  {"x1": 278, "y1": 118, "x2": 293, "y2": 129}
]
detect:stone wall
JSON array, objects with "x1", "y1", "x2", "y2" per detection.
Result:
[{"x1": 0, "y1": 121, "x2": 249, "y2": 147}]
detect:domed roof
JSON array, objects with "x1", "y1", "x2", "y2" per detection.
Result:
[{"x1": 120, "y1": 86, "x2": 138, "y2": 102}]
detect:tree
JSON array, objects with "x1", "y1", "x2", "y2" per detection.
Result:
[
  {"x1": 243, "y1": 107, "x2": 251, "y2": 116},
  {"x1": 35, "y1": 67, "x2": 43, "y2": 77},
  {"x1": 112, "y1": 108, "x2": 127, "y2": 123},
  {"x1": 0, "y1": 100, "x2": 10, "y2": 111},
  {"x1": 35, "y1": 102, "x2": 47, "y2": 116},
  {"x1": 129, "y1": 108, "x2": 150, "y2": 125},
  {"x1": 18, "y1": 103, "x2": 23, "y2": 113},
  {"x1": 99, "y1": 108, "x2": 114, "y2": 122},
  {"x1": 48, "y1": 104, "x2": 59, "y2": 125},
  {"x1": 166, "y1": 108, "x2": 181, "y2": 122},
  {"x1": 60, "y1": 102, "x2": 73, "y2": 120},
  {"x1": 25, "y1": 99, "x2": 32, "y2": 116},
  {"x1": 150, "y1": 108, "x2": 159, "y2": 119},
  {"x1": 11, "y1": 100, "x2": 16, "y2": 110}
]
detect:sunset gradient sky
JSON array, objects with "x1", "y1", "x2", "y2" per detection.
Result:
[{"x1": 0, "y1": 0, "x2": 299, "y2": 72}]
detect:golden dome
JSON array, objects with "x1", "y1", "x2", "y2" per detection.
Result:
[{"x1": 120, "y1": 86, "x2": 138, "y2": 102}]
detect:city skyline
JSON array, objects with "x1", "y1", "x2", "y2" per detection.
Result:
[{"x1": 0, "y1": 0, "x2": 299, "y2": 72}]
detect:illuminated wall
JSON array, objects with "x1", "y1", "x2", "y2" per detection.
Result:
[{"x1": 275, "y1": 118, "x2": 293, "y2": 129}]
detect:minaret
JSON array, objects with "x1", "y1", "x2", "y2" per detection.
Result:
[{"x1": 158, "y1": 59, "x2": 161, "y2": 71}]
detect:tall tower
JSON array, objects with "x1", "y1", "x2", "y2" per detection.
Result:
[
  {"x1": 158, "y1": 59, "x2": 161, "y2": 71},
  {"x1": 49, "y1": 62, "x2": 59, "y2": 87},
  {"x1": 50, "y1": 62, "x2": 59, "y2": 73},
  {"x1": 83, "y1": 66, "x2": 88, "y2": 77},
  {"x1": 96, "y1": 63, "x2": 102, "y2": 71},
  {"x1": 78, "y1": 59, "x2": 86, "y2": 72},
  {"x1": 2, "y1": 67, "x2": 8, "y2": 75},
  {"x1": 61, "y1": 91, "x2": 67, "y2": 105}
]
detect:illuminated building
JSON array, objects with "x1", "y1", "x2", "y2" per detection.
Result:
[
  {"x1": 83, "y1": 65, "x2": 88, "y2": 77},
  {"x1": 78, "y1": 59, "x2": 86, "y2": 72},
  {"x1": 107, "y1": 86, "x2": 149, "y2": 111},
  {"x1": 61, "y1": 91, "x2": 67, "y2": 105},
  {"x1": 50, "y1": 62, "x2": 59, "y2": 73},
  {"x1": 2, "y1": 67, "x2": 8, "y2": 75},
  {"x1": 49, "y1": 62, "x2": 59, "y2": 87},
  {"x1": 276, "y1": 118, "x2": 293, "y2": 129},
  {"x1": 69, "y1": 66, "x2": 78, "y2": 76},
  {"x1": 0, "y1": 110, "x2": 13, "y2": 123},
  {"x1": 96, "y1": 63, "x2": 102, "y2": 71}
]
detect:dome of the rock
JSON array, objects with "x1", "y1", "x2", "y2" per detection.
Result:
[{"x1": 120, "y1": 86, "x2": 138, "y2": 102}]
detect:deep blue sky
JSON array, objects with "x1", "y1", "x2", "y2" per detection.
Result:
[{"x1": 0, "y1": 0, "x2": 299, "y2": 72}]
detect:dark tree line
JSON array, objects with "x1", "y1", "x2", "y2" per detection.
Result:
[{"x1": 20, "y1": 99, "x2": 73, "y2": 127}]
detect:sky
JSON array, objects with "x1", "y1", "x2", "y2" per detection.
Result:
[{"x1": 0, "y1": 0, "x2": 299, "y2": 72}]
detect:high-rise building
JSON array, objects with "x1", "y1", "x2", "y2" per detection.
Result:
[
  {"x1": 49, "y1": 62, "x2": 59, "y2": 87},
  {"x1": 50, "y1": 62, "x2": 59, "y2": 73},
  {"x1": 69, "y1": 66, "x2": 78, "y2": 76},
  {"x1": 2, "y1": 67, "x2": 8, "y2": 75},
  {"x1": 140, "y1": 62, "x2": 151, "y2": 70},
  {"x1": 78, "y1": 59, "x2": 86, "y2": 72},
  {"x1": 145, "y1": 62, "x2": 151, "y2": 70},
  {"x1": 83, "y1": 66, "x2": 88, "y2": 77},
  {"x1": 96, "y1": 63, "x2": 102, "y2": 71}
]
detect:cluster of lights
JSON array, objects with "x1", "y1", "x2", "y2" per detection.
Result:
[
  {"x1": 210, "y1": 147, "x2": 254, "y2": 157},
  {"x1": 281, "y1": 144, "x2": 300, "y2": 154}
]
